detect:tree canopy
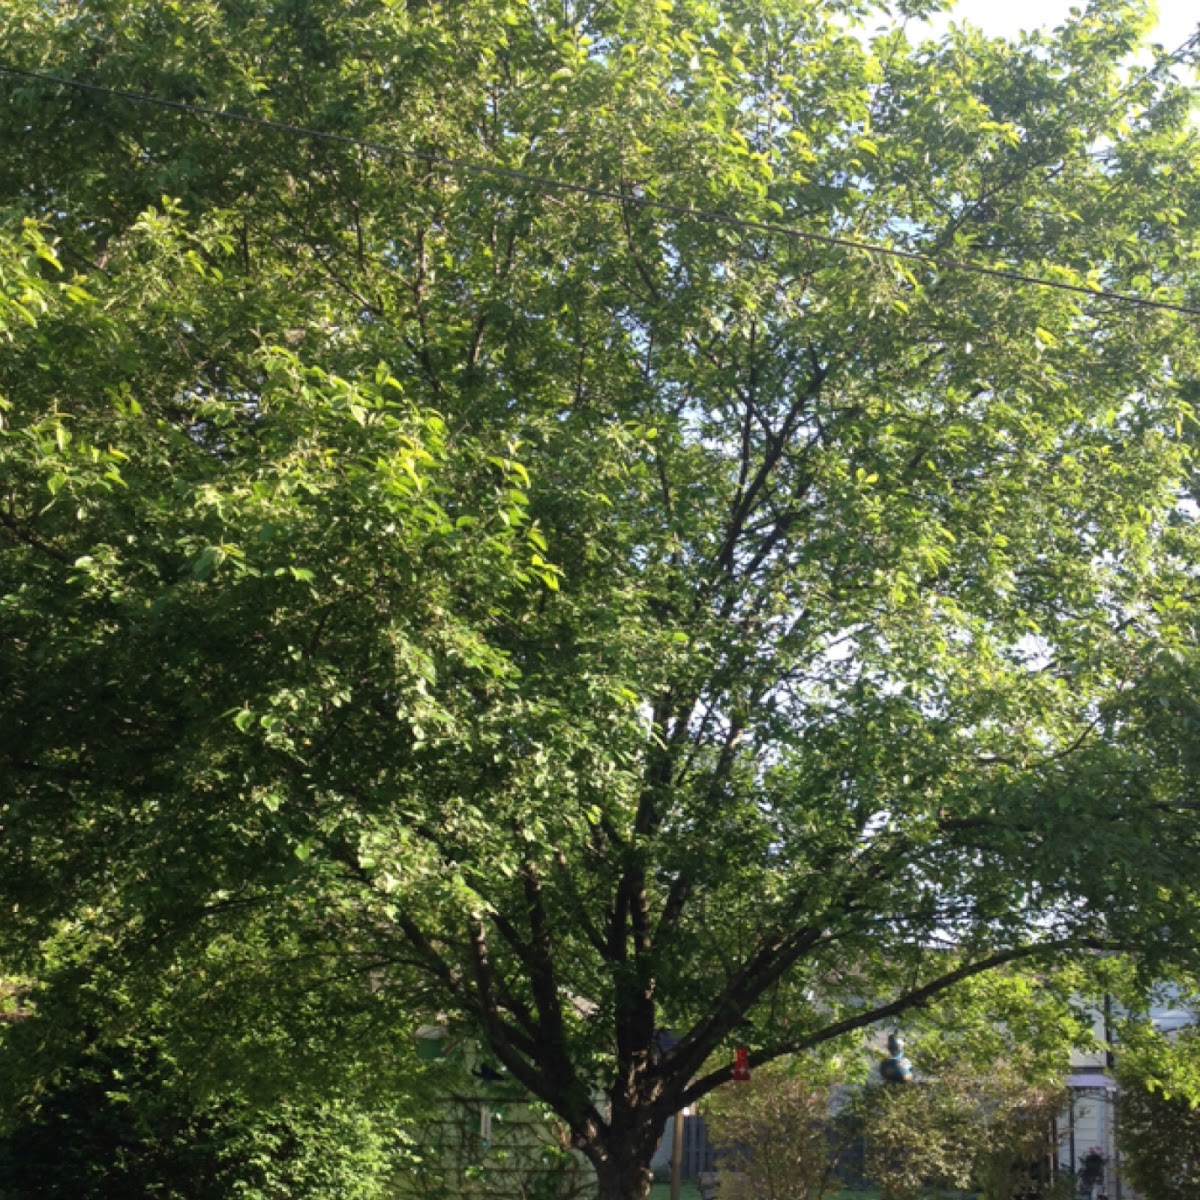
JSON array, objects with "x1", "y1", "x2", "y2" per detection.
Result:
[{"x1": 3, "y1": 0, "x2": 1200, "y2": 1196}]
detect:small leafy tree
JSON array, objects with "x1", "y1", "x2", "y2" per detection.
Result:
[
  {"x1": 1115, "y1": 1084, "x2": 1200, "y2": 1200},
  {"x1": 1115, "y1": 1019, "x2": 1200, "y2": 1200},
  {"x1": 857, "y1": 1063, "x2": 1066, "y2": 1200},
  {"x1": 858, "y1": 1074, "x2": 976, "y2": 1200},
  {"x1": 0, "y1": 932, "x2": 438, "y2": 1199},
  {"x1": 970, "y1": 1070, "x2": 1066, "y2": 1200},
  {"x1": 853, "y1": 975, "x2": 1080, "y2": 1200},
  {"x1": 706, "y1": 1058, "x2": 859, "y2": 1200}
]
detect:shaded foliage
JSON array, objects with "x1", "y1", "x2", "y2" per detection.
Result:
[
  {"x1": 0, "y1": 1028, "x2": 408, "y2": 1200},
  {"x1": 1115, "y1": 1018, "x2": 1200, "y2": 1200}
]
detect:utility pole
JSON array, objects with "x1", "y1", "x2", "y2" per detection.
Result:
[
  {"x1": 670, "y1": 1106, "x2": 685, "y2": 1200},
  {"x1": 1104, "y1": 993, "x2": 1122, "y2": 1200}
]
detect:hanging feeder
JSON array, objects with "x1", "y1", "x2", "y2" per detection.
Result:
[
  {"x1": 732, "y1": 1045, "x2": 751, "y2": 1082},
  {"x1": 879, "y1": 1032, "x2": 914, "y2": 1084}
]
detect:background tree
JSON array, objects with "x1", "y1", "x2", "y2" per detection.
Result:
[
  {"x1": 705, "y1": 971, "x2": 1081, "y2": 1200},
  {"x1": 851, "y1": 971, "x2": 1078, "y2": 1200},
  {"x1": 1113, "y1": 1002, "x2": 1200, "y2": 1200},
  {"x1": 705, "y1": 1056, "x2": 858, "y2": 1200},
  {"x1": 3, "y1": 1, "x2": 1200, "y2": 1198},
  {"x1": 857, "y1": 1061, "x2": 1067, "y2": 1200},
  {"x1": 1114, "y1": 1078, "x2": 1200, "y2": 1200},
  {"x1": 0, "y1": 1049, "x2": 407, "y2": 1200}
]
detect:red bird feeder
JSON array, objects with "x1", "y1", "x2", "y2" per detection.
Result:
[{"x1": 732, "y1": 1046, "x2": 751, "y2": 1082}]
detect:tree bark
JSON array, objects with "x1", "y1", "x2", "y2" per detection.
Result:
[
  {"x1": 594, "y1": 1153, "x2": 655, "y2": 1200},
  {"x1": 586, "y1": 1112, "x2": 664, "y2": 1200}
]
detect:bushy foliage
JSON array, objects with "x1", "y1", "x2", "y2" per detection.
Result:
[
  {"x1": 1115, "y1": 1021, "x2": 1200, "y2": 1200},
  {"x1": 706, "y1": 1060, "x2": 856, "y2": 1200},
  {"x1": 0, "y1": 1031, "x2": 408, "y2": 1200},
  {"x1": 856, "y1": 1062, "x2": 1065, "y2": 1200},
  {"x1": 1116, "y1": 1081, "x2": 1200, "y2": 1200}
]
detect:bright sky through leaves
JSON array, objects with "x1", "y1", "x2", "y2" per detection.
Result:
[{"x1": 931, "y1": 0, "x2": 1197, "y2": 49}]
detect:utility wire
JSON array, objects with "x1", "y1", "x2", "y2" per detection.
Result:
[{"x1": 2, "y1": 62, "x2": 1200, "y2": 318}]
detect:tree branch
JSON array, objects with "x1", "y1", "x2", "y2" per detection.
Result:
[{"x1": 677, "y1": 939, "x2": 1085, "y2": 1108}]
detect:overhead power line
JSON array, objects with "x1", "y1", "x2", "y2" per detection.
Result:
[{"x1": 2, "y1": 62, "x2": 1199, "y2": 319}]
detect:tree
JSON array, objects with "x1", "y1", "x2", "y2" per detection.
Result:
[
  {"x1": 1116, "y1": 1077, "x2": 1200, "y2": 1200},
  {"x1": 855, "y1": 969, "x2": 1086, "y2": 1200},
  {"x1": 856, "y1": 1058, "x2": 1067, "y2": 1200},
  {"x1": 701, "y1": 972, "x2": 1080, "y2": 1200},
  {"x1": 705, "y1": 1058, "x2": 856, "y2": 1200},
  {"x1": 2, "y1": 1, "x2": 1200, "y2": 1197},
  {"x1": 1114, "y1": 1008, "x2": 1200, "y2": 1200},
  {"x1": 0, "y1": 1039, "x2": 408, "y2": 1200}
]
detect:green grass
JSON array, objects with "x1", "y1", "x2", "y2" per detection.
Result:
[
  {"x1": 646, "y1": 1183, "x2": 882, "y2": 1200},
  {"x1": 647, "y1": 1186, "x2": 878, "y2": 1200}
]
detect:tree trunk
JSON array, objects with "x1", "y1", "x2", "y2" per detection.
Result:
[
  {"x1": 587, "y1": 1114, "x2": 663, "y2": 1200},
  {"x1": 594, "y1": 1153, "x2": 655, "y2": 1200}
]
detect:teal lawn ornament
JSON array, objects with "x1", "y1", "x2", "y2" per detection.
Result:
[{"x1": 880, "y1": 1032, "x2": 914, "y2": 1084}]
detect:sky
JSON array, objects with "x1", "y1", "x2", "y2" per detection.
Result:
[{"x1": 922, "y1": 0, "x2": 1198, "y2": 51}]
